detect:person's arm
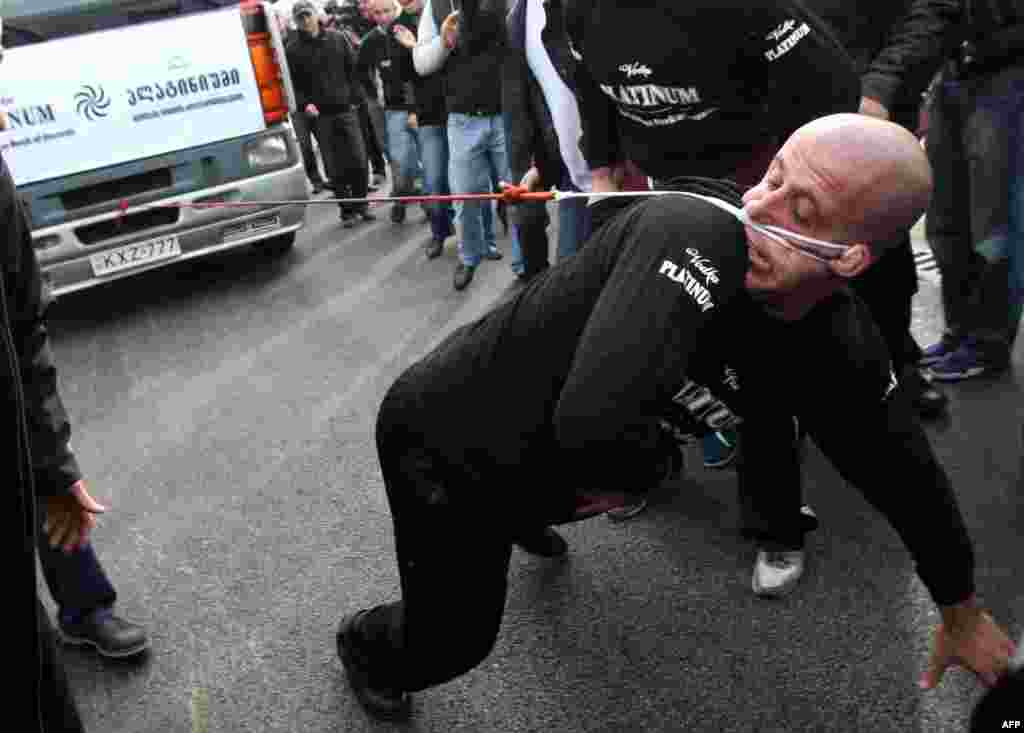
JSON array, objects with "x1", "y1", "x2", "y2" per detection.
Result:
[
  {"x1": 861, "y1": 0, "x2": 963, "y2": 115},
  {"x1": 801, "y1": 373, "x2": 1020, "y2": 686},
  {"x1": 413, "y1": 0, "x2": 452, "y2": 76},
  {"x1": 285, "y1": 45, "x2": 312, "y2": 112},
  {"x1": 563, "y1": 0, "x2": 622, "y2": 190},
  {"x1": 355, "y1": 28, "x2": 382, "y2": 99},
  {"x1": 2, "y1": 166, "x2": 81, "y2": 498},
  {"x1": 740, "y1": 1, "x2": 861, "y2": 140},
  {"x1": 553, "y1": 197, "x2": 749, "y2": 489}
]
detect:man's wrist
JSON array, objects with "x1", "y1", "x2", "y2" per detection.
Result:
[{"x1": 940, "y1": 594, "x2": 982, "y2": 632}]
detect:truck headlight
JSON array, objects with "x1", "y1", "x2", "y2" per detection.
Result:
[{"x1": 246, "y1": 134, "x2": 289, "y2": 170}]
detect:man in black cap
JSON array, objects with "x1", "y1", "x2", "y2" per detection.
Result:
[{"x1": 286, "y1": 0, "x2": 375, "y2": 226}]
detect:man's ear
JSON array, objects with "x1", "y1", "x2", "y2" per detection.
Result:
[{"x1": 829, "y1": 242, "x2": 873, "y2": 279}]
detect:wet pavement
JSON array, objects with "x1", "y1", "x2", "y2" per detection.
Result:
[{"x1": 41, "y1": 201, "x2": 1022, "y2": 732}]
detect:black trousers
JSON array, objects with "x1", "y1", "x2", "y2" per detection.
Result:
[
  {"x1": 359, "y1": 101, "x2": 388, "y2": 174},
  {"x1": 315, "y1": 109, "x2": 369, "y2": 215},
  {"x1": 850, "y1": 231, "x2": 922, "y2": 371},
  {"x1": 293, "y1": 112, "x2": 324, "y2": 185},
  {"x1": 356, "y1": 386, "x2": 556, "y2": 693}
]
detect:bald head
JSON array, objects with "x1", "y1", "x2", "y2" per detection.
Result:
[{"x1": 787, "y1": 113, "x2": 933, "y2": 255}]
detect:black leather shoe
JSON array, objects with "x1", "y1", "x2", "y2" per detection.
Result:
[
  {"x1": 311, "y1": 182, "x2": 325, "y2": 194},
  {"x1": 60, "y1": 612, "x2": 149, "y2": 658},
  {"x1": 515, "y1": 527, "x2": 568, "y2": 558},
  {"x1": 902, "y1": 366, "x2": 948, "y2": 419},
  {"x1": 337, "y1": 611, "x2": 412, "y2": 721},
  {"x1": 425, "y1": 239, "x2": 443, "y2": 259},
  {"x1": 454, "y1": 263, "x2": 475, "y2": 291},
  {"x1": 390, "y1": 204, "x2": 406, "y2": 224}
]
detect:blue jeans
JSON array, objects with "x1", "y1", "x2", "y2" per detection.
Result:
[
  {"x1": 417, "y1": 124, "x2": 455, "y2": 242},
  {"x1": 926, "y1": 67, "x2": 1024, "y2": 359},
  {"x1": 447, "y1": 113, "x2": 518, "y2": 267},
  {"x1": 385, "y1": 109, "x2": 422, "y2": 198},
  {"x1": 557, "y1": 174, "x2": 593, "y2": 262}
]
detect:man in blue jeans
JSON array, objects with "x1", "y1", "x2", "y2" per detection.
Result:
[{"x1": 413, "y1": 0, "x2": 516, "y2": 291}]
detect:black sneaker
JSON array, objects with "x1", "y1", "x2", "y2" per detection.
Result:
[
  {"x1": 358, "y1": 209, "x2": 377, "y2": 223},
  {"x1": 336, "y1": 611, "x2": 412, "y2": 721},
  {"x1": 453, "y1": 262, "x2": 475, "y2": 291},
  {"x1": 901, "y1": 365, "x2": 948, "y2": 419},
  {"x1": 59, "y1": 612, "x2": 149, "y2": 659},
  {"x1": 390, "y1": 204, "x2": 406, "y2": 224},
  {"x1": 340, "y1": 212, "x2": 356, "y2": 228},
  {"x1": 425, "y1": 239, "x2": 444, "y2": 259},
  {"x1": 312, "y1": 182, "x2": 325, "y2": 195},
  {"x1": 514, "y1": 527, "x2": 568, "y2": 558}
]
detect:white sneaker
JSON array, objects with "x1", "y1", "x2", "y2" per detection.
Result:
[{"x1": 752, "y1": 549, "x2": 805, "y2": 597}]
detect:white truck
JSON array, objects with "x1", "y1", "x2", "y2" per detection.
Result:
[{"x1": 0, "y1": 0, "x2": 308, "y2": 297}]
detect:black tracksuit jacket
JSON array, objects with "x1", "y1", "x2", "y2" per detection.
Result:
[
  {"x1": 563, "y1": 0, "x2": 859, "y2": 181},
  {"x1": 381, "y1": 182, "x2": 975, "y2": 608}
]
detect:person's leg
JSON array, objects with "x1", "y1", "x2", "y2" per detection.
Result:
[
  {"x1": 738, "y1": 415, "x2": 817, "y2": 597},
  {"x1": 923, "y1": 73, "x2": 977, "y2": 364},
  {"x1": 338, "y1": 405, "x2": 516, "y2": 718},
  {"x1": 939, "y1": 68, "x2": 1024, "y2": 372},
  {"x1": 335, "y1": 109, "x2": 372, "y2": 221},
  {"x1": 37, "y1": 598, "x2": 85, "y2": 733},
  {"x1": 485, "y1": 115, "x2": 515, "y2": 261},
  {"x1": 447, "y1": 114, "x2": 491, "y2": 289},
  {"x1": 38, "y1": 530, "x2": 148, "y2": 658},
  {"x1": 515, "y1": 201, "x2": 550, "y2": 279},
  {"x1": 417, "y1": 125, "x2": 453, "y2": 257},
  {"x1": 852, "y1": 233, "x2": 949, "y2": 417},
  {"x1": 384, "y1": 110, "x2": 414, "y2": 222},
  {"x1": 361, "y1": 99, "x2": 388, "y2": 181},
  {"x1": 556, "y1": 190, "x2": 592, "y2": 263},
  {"x1": 315, "y1": 114, "x2": 348, "y2": 221},
  {"x1": 293, "y1": 113, "x2": 325, "y2": 189}
]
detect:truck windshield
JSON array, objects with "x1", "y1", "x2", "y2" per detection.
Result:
[{"x1": 2, "y1": 0, "x2": 240, "y2": 45}]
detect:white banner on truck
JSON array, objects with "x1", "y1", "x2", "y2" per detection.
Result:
[{"x1": 0, "y1": 7, "x2": 266, "y2": 186}]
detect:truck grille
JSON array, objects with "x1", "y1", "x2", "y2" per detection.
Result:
[
  {"x1": 60, "y1": 168, "x2": 173, "y2": 211},
  {"x1": 74, "y1": 207, "x2": 180, "y2": 245}
]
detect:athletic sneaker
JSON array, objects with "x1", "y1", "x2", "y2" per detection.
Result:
[
  {"x1": 751, "y1": 505, "x2": 816, "y2": 598},
  {"x1": 929, "y1": 341, "x2": 1009, "y2": 382},
  {"x1": 752, "y1": 549, "x2": 805, "y2": 597},
  {"x1": 919, "y1": 338, "x2": 958, "y2": 367},
  {"x1": 703, "y1": 430, "x2": 739, "y2": 469}
]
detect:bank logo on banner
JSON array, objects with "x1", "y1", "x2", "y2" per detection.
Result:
[{"x1": 75, "y1": 85, "x2": 112, "y2": 122}]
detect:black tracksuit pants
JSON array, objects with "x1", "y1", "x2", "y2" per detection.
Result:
[
  {"x1": 315, "y1": 109, "x2": 369, "y2": 216},
  {"x1": 355, "y1": 384, "x2": 564, "y2": 693}
]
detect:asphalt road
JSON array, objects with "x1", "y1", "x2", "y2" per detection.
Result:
[{"x1": 41, "y1": 199, "x2": 1023, "y2": 733}]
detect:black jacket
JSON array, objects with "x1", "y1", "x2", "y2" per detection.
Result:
[
  {"x1": 564, "y1": 0, "x2": 859, "y2": 181},
  {"x1": 861, "y1": 0, "x2": 1024, "y2": 109},
  {"x1": 2, "y1": 154, "x2": 82, "y2": 731},
  {"x1": 384, "y1": 182, "x2": 975, "y2": 607},
  {"x1": 285, "y1": 26, "x2": 362, "y2": 113},
  {"x1": 357, "y1": 15, "x2": 419, "y2": 111},
  {"x1": 503, "y1": 0, "x2": 577, "y2": 186},
  {"x1": 429, "y1": 0, "x2": 507, "y2": 115}
]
